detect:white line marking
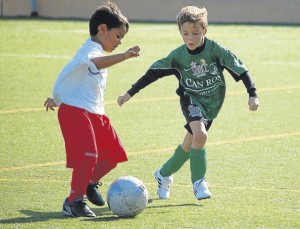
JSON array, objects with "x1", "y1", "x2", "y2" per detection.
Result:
[
  {"x1": 0, "y1": 53, "x2": 72, "y2": 59},
  {"x1": 0, "y1": 86, "x2": 299, "y2": 115},
  {"x1": 0, "y1": 132, "x2": 299, "y2": 172},
  {"x1": 0, "y1": 179, "x2": 298, "y2": 193}
]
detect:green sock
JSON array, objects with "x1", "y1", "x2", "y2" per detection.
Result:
[
  {"x1": 189, "y1": 148, "x2": 207, "y2": 183},
  {"x1": 160, "y1": 145, "x2": 189, "y2": 177}
]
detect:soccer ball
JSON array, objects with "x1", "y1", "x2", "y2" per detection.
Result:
[{"x1": 107, "y1": 176, "x2": 149, "y2": 217}]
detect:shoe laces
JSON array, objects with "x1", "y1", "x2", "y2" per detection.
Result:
[
  {"x1": 194, "y1": 179, "x2": 208, "y2": 191},
  {"x1": 89, "y1": 182, "x2": 102, "y2": 188},
  {"x1": 73, "y1": 198, "x2": 87, "y2": 206},
  {"x1": 94, "y1": 182, "x2": 102, "y2": 188},
  {"x1": 160, "y1": 176, "x2": 173, "y2": 190}
]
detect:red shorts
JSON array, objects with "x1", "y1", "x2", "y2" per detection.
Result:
[{"x1": 58, "y1": 103, "x2": 128, "y2": 168}]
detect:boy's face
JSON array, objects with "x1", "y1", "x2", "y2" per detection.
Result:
[
  {"x1": 98, "y1": 25, "x2": 127, "y2": 52},
  {"x1": 179, "y1": 22, "x2": 207, "y2": 50}
]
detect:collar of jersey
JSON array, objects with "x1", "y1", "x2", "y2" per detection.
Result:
[{"x1": 187, "y1": 38, "x2": 206, "y2": 55}]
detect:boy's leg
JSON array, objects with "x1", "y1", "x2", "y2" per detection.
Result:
[
  {"x1": 188, "y1": 120, "x2": 208, "y2": 182},
  {"x1": 59, "y1": 106, "x2": 97, "y2": 202},
  {"x1": 69, "y1": 162, "x2": 95, "y2": 202},
  {"x1": 190, "y1": 147, "x2": 211, "y2": 200},
  {"x1": 58, "y1": 104, "x2": 98, "y2": 216},
  {"x1": 86, "y1": 114, "x2": 128, "y2": 205},
  {"x1": 160, "y1": 145, "x2": 189, "y2": 177},
  {"x1": 90, "y1": 160, "x2": 117, "y2": 183},
  {"x1": 189, "y1": 120, "x2": 211, "y2": 200},
  {"x1": 154, "y1": 143, "x2": 189, "y2": 199},
  {"x1": 86, "y1": 160, "x2": 117, "y2": 206},
  {"x1": 189, "y1": 147, "x2": 207, "y2": 183},
  {"x1": 90, "y1": 114, "x2": 127, "y2": 181},
  {"x1": 92, "y1": 114, "x2": 128, "y2": 165},
  {"x1": 63, "y1": 161, "x2": 96, "y2": 217}
]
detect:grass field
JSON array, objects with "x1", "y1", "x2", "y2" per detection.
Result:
[{"x1": 0, "y1": 18, "x2": 299, "y2": 228}]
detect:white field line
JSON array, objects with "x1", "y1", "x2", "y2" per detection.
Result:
[
  {"x1": 0, "y1": 179, "x2": 298, "y2": 193},
  {"x1": 0, "y1": 131, "x2": 299, "y2": 172},
  {"x1": 0, "y1": 26, "x2": 173, "y2": 34},
  {"x1": 262, "y1": 61, "x2": 300, "y2": 66},
  {"x1": 2, "y1": 50, "x2": 298, "y2": 66},
  {"x1": 0, "y1": 86, "x2": 299, "y2": 115},
  {"x1": 0, "y1": 53, "x2": 72, "y2": 59}
]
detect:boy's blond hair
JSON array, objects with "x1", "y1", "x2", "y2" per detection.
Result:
[{"x1": 176, "y1": 6, "x2": 208, "y2": 29}]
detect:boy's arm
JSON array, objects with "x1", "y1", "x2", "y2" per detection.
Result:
[
  {"x1": 92, "y1": 46, "x2": 140, "y2": 69},
  {"x1": 240, "y1": 72, "x2": 259, "y2": 111},
  {"x1": 44, "y1": 97, "x2": 57, "y2": 111},
  {"x1": 127, "y1": 68, "x2": 176, "y2": 97},
  {"x1": 214, "y1": 44, "x2": 259, "y2": 111},
  {"x1": 118, "y1": 68, "x2": 176, "y2": 106},
  {"x1": 240, "y1": 71, "x2": 257, "y2": 97}
]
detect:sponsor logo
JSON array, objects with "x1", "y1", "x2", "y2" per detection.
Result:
[
  {"x1": 183, "y1": 60, "x2": 224, "y2": 95},
  {"x1": 188, "y1": 105, "x2": 202, "y2": 117},
  {"x1": 185, "y1": 75, "x2": 223, "y2": 90},
  {"x1": 85, "y1": 152, "x2": 97, "y2": 158},
  {"x1": 88, "y1": 67, "x2": 100, "y2": 76},
  {"x1": 184, "y1": 59, "x2": 209, "y2": 78},
  {"x1": 184, "y1": 60, "x2": 219, "y2": 78}
]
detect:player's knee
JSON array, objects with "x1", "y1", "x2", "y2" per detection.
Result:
[{"x1": 192, "y1": 131, "x2": 207, "y2": 148}]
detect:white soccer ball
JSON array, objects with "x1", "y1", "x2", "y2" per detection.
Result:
[{"x1": 107, "y1": 176, "x2": 149, "y2": 217}]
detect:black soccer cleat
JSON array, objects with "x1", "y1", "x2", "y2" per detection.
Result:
[
  {"x1": 86, "y1": 182, "x2": 106, "y2": 206},
  {"x1": 62, "y1": 198, "x2": 96, "y2": 217}
]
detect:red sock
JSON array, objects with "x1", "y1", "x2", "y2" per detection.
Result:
[
  {"x1": 68, "y1": 162, "x2": 94, "y2": 203},
  {"x1": 90, "y1": 160, "x2": 117, "y2": 183}
]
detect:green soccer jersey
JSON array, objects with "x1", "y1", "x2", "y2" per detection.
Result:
[{"x1": 150, "y1": 38, "x2": 248, "y2": 120}]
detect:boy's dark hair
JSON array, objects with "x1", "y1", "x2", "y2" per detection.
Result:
[{"x1": 89, "y1": 1, "x2": 129, "y2": 36}]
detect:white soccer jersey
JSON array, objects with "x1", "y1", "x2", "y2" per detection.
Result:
[{"x1": 52, "y1": 38, "x2": 107, "y2": 114}]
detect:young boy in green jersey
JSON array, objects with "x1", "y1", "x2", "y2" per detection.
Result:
[{"x1": 117, "y1": 6, "x2": 259, "y2": 200}]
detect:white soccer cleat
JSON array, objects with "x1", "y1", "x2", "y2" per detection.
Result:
[
  {"x1": 154, "y1": 168, "x2": 173, "y2": 199},
  {"x1": 193, "y1": 178, "x2": 211, "y2": 200}
]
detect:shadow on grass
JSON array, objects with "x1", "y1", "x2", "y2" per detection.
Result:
[
  {"x1": 0, "y1": 210, "x2": 66, "y2": 225},
  {"x1": 146, "y1": 198, "x2": 204, "y2": 208},
  {"x1": 84, "y1": 198, "x2": 203, "y2": 222},
  {"x1": 0, "y1": 207, "x2": 117, "y2": 225},
  {"x1": 0, "y1": 199, "x2": 203, "y2": 224}
]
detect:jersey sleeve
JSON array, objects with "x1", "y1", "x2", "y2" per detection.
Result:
[
  {"x1": 212, "y1": 41, "x2": 257, "y2": 97},
  {"x1": 240, "y1": 71, "x2": 258, "y2": 97},
  {"x1": 212, "y1": 42, "x2": 248, "y2": 81},
  {"x1": 127, "y1": 56, "x2": 176, "y2": 97},
  {"x1": 85, "y1": 46, "x2": 105, "y2": 71},
  {"x1": 150, "y1": 56, "x2": 173, "y2": 69},
  {"x1": 127, "y1": 68, "x2": 177, "y2": 97}
]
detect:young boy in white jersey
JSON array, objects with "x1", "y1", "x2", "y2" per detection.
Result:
[
  {"x1": 44, "y1": 1, "x2": 140, "y2": 217},
  {"x1": 118, "y1": 6, "x2": 259, "y2": 200}
]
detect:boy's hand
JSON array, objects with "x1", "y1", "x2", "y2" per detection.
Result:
[
  {"x1": 118, "y1": 93, "x2": 131, "y2": 106},
  {"x1": 248, "y1": 97, "x2": 259, "y2": 111},
  {"x1": 124, "y1": 46, "x2": 140, "y2": 59},
  {"x1": 44, "y1": 97, "x2": 57, "y2": 111}
]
